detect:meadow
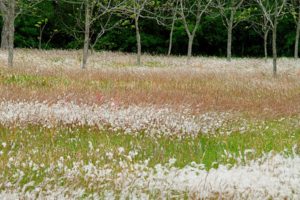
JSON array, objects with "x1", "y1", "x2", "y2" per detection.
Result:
[{"x1": 0, "y1": 49, "x2": 300, "y2": 199}]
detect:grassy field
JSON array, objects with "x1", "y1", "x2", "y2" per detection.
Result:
[{"x1": 0, "y1": 49, "x2": 300, "y2": 199}]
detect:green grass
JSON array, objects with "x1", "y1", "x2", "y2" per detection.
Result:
[
  {"x1": 0, "y1": 120, "x2": 299, "y2": 170},
  {"x1": 0, "y1": 119, "x2": 299, "y2": 195},
  {"x1": 0, "y1": 73, "x2": 70, "y2": 88}
]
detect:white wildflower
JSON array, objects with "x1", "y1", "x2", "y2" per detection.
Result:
[
  {"x1": 88, "y1": 141, "x2": 94, "y2": 151},
  {"x1": 168, "y1": 158, "x2": 176, "y2": 165},
  {"x1": 118, "y1": 147, "x2": 125, "y2": 154},
  {"x1": 105, "y1": 152, "x2": 114, "y2": 160},
  {"x1": 2, "y1": 142, "x2": 7, "y2": 148}
]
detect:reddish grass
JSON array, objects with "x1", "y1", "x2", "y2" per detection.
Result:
[{"x1": 0, "y1": 49, "x2": 300, "y2": 118}]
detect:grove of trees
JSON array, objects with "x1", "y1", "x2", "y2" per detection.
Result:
[{"x1": 0, "y1": 0, "x2": 299, "y2": 75}]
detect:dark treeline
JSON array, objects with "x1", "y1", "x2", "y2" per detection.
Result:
[
  {"x1": 1, "y1": 0, "x2": 295, "y2": 56},
  {"x1": 0, "y1": 0, "x2": 298, "y2": 74}
]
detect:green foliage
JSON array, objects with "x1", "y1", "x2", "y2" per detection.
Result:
[{"x1": 1, "y1": 0, "x2": 299, "y2": 57}]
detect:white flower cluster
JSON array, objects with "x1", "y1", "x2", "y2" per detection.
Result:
[
  {"x1": 0, "y1": 100, "x2": 237, "y2": 136},
  {"x1": 4, "y1": 49, "x2": 300, "y2": 76},
  {"x1": 121, "y1": 153, "x2": 300, "y2": 199},
  {"x1": 0, "y1": 153, "x2": 299, "y2": 199}
]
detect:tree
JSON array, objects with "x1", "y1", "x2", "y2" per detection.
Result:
[
  {"x1": 216, "y1": 0, "x2": 246, "y2": 61},
  {"x1": 32, "y1": 1, "x2": 58, "y2": 50},
  {"x1": 0, "y1": 0, "x2": 16, "y2": 67},
  {"x1": 0, "y1": 0, "x2": 43, "y2": 67},
  {"x1": 155, "y1": 0, "x2": 180, "y2": 55},
  {"x1": 35, "y1": 18, "x2": 48, "y2": 49},
  {"x1": 179, "y1": 0, "x2": 212, "y2": 61},
  {"x1": 81, "y1": 0, "x2": 91, "y2": 69},
  {"x1": 167, "y1": 0, "x2": 179, "y2": 55},
  {"x1": 248, "y1": 5, "x2": 272, "y2": 62},
  {"x1": 61, "y1": 0, "x2": 125, "y2": 69},
  {"x1": 256, "y1": 0, "x2": 287, "y2": 76},
  {"x1": 288, "y1": 0, "x2": 300, "y2": 58},
  {"x1": 121, "y1": 0, "x2": 153, "y2": 65}
]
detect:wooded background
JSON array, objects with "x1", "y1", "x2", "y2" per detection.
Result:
[{"x1": 0, "y1": 0, "x2": 297, "y2": 57}]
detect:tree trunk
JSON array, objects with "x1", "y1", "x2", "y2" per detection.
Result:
[
  {"x1": 187, "y1": 35, "x2": 194, "y2": 62},
  {"x1": 1, "y1": 16, "x2": 9, "y2": 49},
  {"x1": 264, "y1": 30, "x2": 268, "y2": 62},
  {"x1": 227, "y1": 10, "x2": 234, "y2": 62},
  {"x1": 168, "y1": 13, "x2": 176, "y2": 56},
  {"x1": 39, "y1": 25, "x2": 45, "y2": 50},
  {"x1": 39, "y1": 30, "x2": 42, "y2": 50},
  {"x1": 8, "y1": 0, "x2": 15, "y2": 67},
  {"x1": 272, "y1": 22, "x2": 277, "y2": 76},
  {"x1": 135, "y1": 16, "x2": 141, "y2": 65},
  {"x1": 81, "y1": 0, "x2": 90, "y2": 69},
  {"x1": 294, "y1": 8, "x2": 300, "y2": 59}
]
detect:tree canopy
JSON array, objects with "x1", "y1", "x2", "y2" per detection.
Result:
[{"x1": 0, "y1": 0, "x2": 298, "y2": 58}]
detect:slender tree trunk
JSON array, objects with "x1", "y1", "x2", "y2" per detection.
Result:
[
  {"x1": 168, "y1": 13, "x2": 176, "y2": 56},
  {"x1": 39, "y1": 28, "x2": 42, "y2": 50},
  {"x1": 294, "y1": 9, "x2": 300, "y2": 59},
  {"x1": 81, "y1": 0, "x2": 90, "y2": 69},
  {"x1": 264, "y1": 30, "x2": 268, "y2": 62},
  {"x1": 227, "y1": 10, "x2": 234, "y2": 62},
  {"x1": 272, "y1": 22, "x2": 277, "y2": 76},
  {"x1": 8, "y1": 0, "x2": 15, "y2": 67},
  {"x1": 241, "y1": 42, "x2": 245, "y2": 56},
  {"x1": 135, "y1": 16, "x2": 141, "y2": 65},
  {"x1": 1, "y1": 16, "x2": 9, "y2": 49},
  {"x1": 187, "y1": 35, "x2": 194, "y2": 62}
]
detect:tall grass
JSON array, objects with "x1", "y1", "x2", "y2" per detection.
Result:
[{"x1": 0, "y1": 49, "x2": 300, "y2": 117}]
